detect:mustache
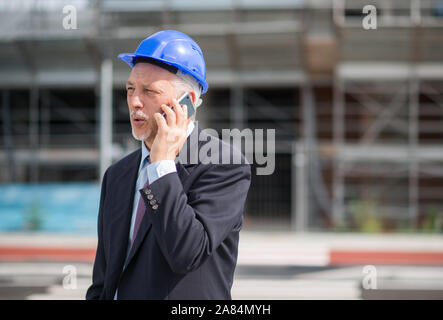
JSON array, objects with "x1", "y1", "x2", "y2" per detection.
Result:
[{"x1": 130, "y1": 110, "x2": 149, "y2": 120}]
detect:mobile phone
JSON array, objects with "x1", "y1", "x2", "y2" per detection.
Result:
[{"x1": 162, "y1": 92, "x2": 195, "y2": 119}]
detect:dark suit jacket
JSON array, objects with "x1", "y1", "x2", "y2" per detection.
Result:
[{"x1": 86, "y1": 125, "x2": 251, "y2": 300}]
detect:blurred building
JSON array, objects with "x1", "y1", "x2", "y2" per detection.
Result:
[{"x1": 1, "y1": 0, "x2": 443, "y2": 232}]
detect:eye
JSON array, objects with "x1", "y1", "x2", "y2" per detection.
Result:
[{"x1": 126, "y1": 87, "x2": 134, "y2": 92}]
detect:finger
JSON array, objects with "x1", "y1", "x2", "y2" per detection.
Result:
[
  {"x1": 161, "y1": 104, "x2": 176, "y2": 127},
  {"x1": 177, "y1": 103, "x2": 187, "y2": 128},
  {"x1": 182, "y1": 104, "x2": 188, "y2": 123},
  {"x1": 172, "y1": 98, "x2": 185, "y2": 127},
  {"x1": 154, "y1": 112, "x2": 168, "y2": 132}
]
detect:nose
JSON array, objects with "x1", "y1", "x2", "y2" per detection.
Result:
[{"x1": 129, "y1": 92, "x2": 143, "y2": 110}]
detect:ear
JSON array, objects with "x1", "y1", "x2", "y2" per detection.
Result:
[{"x1": 188, "y1": 90, "x2": 196, "y2": 104}]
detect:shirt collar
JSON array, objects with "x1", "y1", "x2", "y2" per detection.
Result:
[{"x1": 140, "y1": 120, "x2": 195, "y2": 170}]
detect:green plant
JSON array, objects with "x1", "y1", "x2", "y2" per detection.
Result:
[
  {"x1": 422, "y1": 207, "x2": 443, "y2": 234},
  {"x1": 349, "y1": 199, "x2": 383, "y2": 233},
  {"x1": 24, "y1": 200, "x2": 44, "y2": 231},
  {"x1": 395, "y1": 221, "x2": 414, "y2": 233}
]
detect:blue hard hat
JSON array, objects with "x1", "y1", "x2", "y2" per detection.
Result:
[{"x1": 118, "y1": 30, "x2": 208, "y2": 94}]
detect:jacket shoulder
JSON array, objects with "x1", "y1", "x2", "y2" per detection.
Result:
[{"x1": 105, "y1": 148, "x2": 141, "y2": 176}]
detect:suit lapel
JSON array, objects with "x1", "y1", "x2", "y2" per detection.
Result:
[{"x1": 123, "y1": 212, "x2": 152, "y2": 270}]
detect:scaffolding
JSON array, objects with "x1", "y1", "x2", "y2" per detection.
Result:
[{"x1": 332, "y1": 0, "x2": 443, "y2": 230}]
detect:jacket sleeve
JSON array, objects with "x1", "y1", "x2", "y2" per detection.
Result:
[
  {"x1": 141, "y1": 163, "x2": 251, "y2": 274},
  {"x1": 85, "y1": 169, "x2": 108, "y2": 300}
]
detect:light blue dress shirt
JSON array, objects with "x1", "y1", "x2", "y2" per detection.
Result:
[{"x1": 114, "y1": 120, "x2": 194, "y2": 300}]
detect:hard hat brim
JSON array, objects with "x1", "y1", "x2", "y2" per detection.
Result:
[
  {"x1": 118, "y1": 53, "x2": 208, "y2": 94},
  {"x1": 118, "y1": 53, "x2": 137, "y2": 68}
]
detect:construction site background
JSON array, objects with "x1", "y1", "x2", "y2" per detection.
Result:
[{"x1": 0, "y1": 0, "x2": 443, "y2": 299}]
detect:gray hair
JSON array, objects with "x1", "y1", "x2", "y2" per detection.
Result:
[{"x1": 172, "y1": 70, "x2": 203, "y2": 109}]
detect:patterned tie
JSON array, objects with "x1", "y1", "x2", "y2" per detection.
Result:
[{"x1": 131, "y1": 155, "x2": 150, "y2": 248}]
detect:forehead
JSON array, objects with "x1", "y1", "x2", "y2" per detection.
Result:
[{"x1": 128, "y1": 62, "x2": 176, "y2": 84}]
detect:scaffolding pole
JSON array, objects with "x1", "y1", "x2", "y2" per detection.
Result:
[
  {"x1": 409, "y1": 74, "x2": 419, "y2": 226},
  {"x1": 99, "y1": 58, "x2": 113, "y2": 180},
  {"x1": 29, "y1": 84, "x2": 39, "y2": 182},
  {"x1": 41, "y1": 90, "x2": 50, "y2": 147},
  {"x1": 292, "y1": 141, "x2": 309, "y2": 232},
  {"x1": 230, "y1": 85, "x2": 245, "y2": 130},
  {"x1": 332, "y1": 77, "x2": 345, "y2": 228},
  {"x1": 1, "y1": 90, "x2": 16, "y2": 182}
]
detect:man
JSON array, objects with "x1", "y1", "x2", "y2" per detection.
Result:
[{"x1": 86, "y1": 30, "x2": 251, "y2": 300}]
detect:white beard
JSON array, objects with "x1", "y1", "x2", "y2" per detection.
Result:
[
  {"x1": 132, "y1": 126, "x2": 153, "y2": 141},
  {"x1": 130, "y1": 109, "x2": 152, "y2": 141}
]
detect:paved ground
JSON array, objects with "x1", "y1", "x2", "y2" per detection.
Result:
[
  {"x1": 1, "y1": 262, "x2": 443, "y2": 300},
  {"x1": 0, "y1": 231, "x2": 442, "y2": 300}
]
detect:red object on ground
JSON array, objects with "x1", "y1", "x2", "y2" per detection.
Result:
[
  {"x1": 0, "y1": 247, "x2": 96, "y2": 262},
  {"x1": 329, "y1": 250, "x2": 443, "y2": 266},
  {"x1": 1, "y1": 245, "x2": 443, "y2": 266}
]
